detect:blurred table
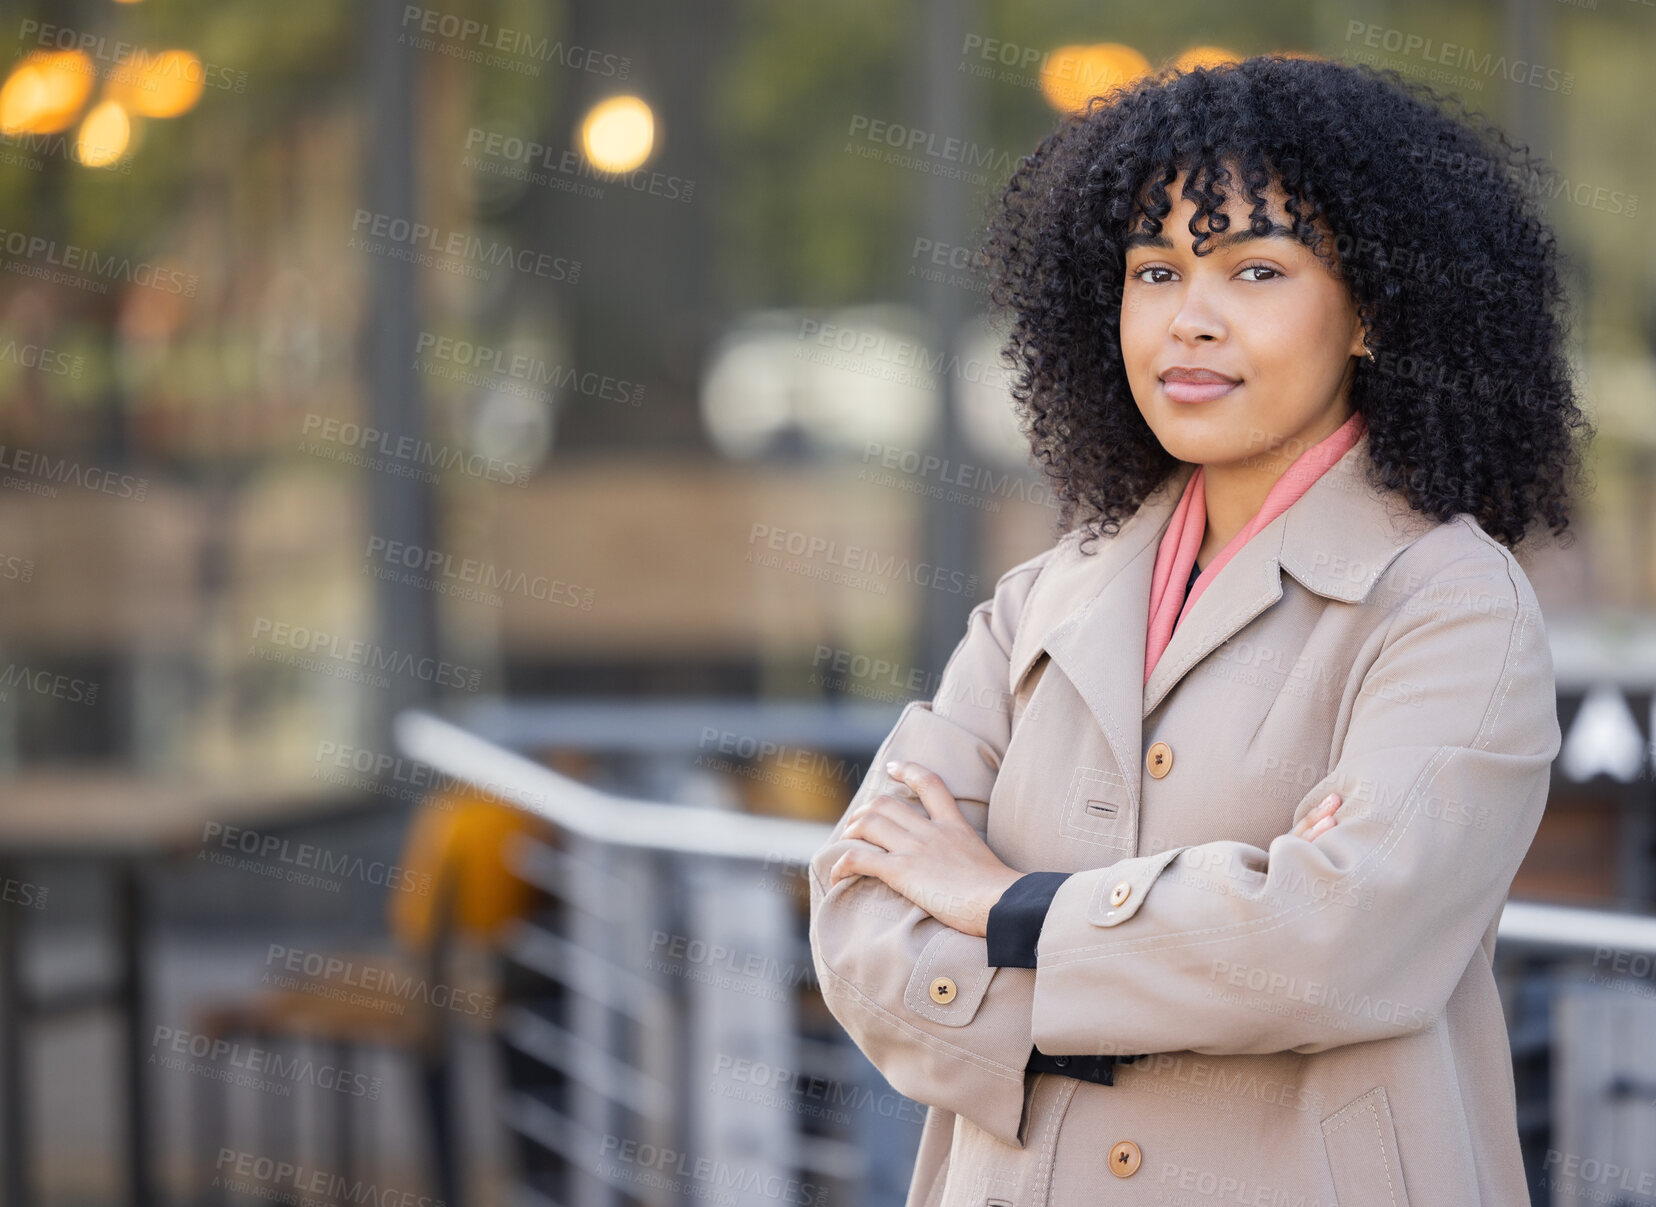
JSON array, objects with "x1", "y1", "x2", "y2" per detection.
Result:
[{"x1": 0, "y1": 772, "x2": 373, "y2": 1207}]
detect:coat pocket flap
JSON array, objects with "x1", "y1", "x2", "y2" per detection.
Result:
[
  {"x1": 1085, "y1": 846, "x2": 1188, "y2": 927},
  {"x1": 903, "y1": 925, "x2": 996, "y2": 1027},
  {"x1": 1320, "y1": 1085, "x2": 1411, "y2": 1207}
]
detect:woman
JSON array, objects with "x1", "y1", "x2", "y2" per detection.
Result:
[{"x1": 807, "y1": 55, "x2": 1591, "y2": 1207}]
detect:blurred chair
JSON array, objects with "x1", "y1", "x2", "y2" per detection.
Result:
[{"x1": 193, "y1": 786, "x2": 547, "y2": 1207}]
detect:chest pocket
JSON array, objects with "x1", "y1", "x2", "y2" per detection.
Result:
[{"x1": 1058, "y1": 765, "x2": 1138, "y2": 856}]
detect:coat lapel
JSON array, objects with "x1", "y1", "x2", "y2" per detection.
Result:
[
  {"x1": 1006, "y1": 430, "x2": 1442, "y2": 802},
  {"x1": 1007, "y1": 463, "x2": 1193, "y2": 807}
]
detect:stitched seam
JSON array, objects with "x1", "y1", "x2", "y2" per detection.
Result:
[
  {"x1": 1047, "y1": 745, "x2": 1449, "y2": 963},
  {"x1": 1147, "y1": 521, "x2": 1287, "y2": 707},
  {"x1": 1152, "y1": 580, "x2": 1281, "y2": 699},
  {"x1": 1051, "y1": 552, "x2": 1526, "y2": 964},
  {"x1": 907, "y1": 931, "x2": 993, "y2": 1023},
  {"x1": 1369, "y1": 1098, "x2": 1400, "y2": 1207},
  {"x1": 1473, "y1": 553, "x2": 1528, "y2": 752},
  {"x1": 1321, "y1": 1086, "x2": 1380, "y2": 1134},
  {"x1": 1029, "y1": 1076, "x2": 1077, "y2": 1199},
  {"x1": 819, "y1": 961, "x2": 1026, "y2": 1084},
  {"x1": 1321, "y1": 1096, "x2": 1399, "y2": 1206},
  {"x1": 1085, "y1": 846, "x2": 1185, "y2": 927},
  {"x1": 1075, "y1": 534, "x2": 1166, "y2": 805}
]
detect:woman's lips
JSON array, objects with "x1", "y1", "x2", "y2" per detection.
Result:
[{"x1": 1161, "y1": 377, "x2": 1239, "y2": 404}]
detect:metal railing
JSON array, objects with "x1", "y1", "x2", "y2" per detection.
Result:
[{"x1": 394, "y1": 704, "x2": 1656, "y2": 1207}]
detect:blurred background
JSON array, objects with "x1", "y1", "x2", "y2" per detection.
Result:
[{"x1": 0, "y1": 0, "x2": 1652, "y2": 1204}]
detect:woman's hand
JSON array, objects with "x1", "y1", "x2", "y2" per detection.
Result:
[
  {"x1": 826, "y1": 760, "x2": 1024, "y2": 938},
  {"x1": 1291, "y1": 791, "x2": 1342, "y2": 842}
]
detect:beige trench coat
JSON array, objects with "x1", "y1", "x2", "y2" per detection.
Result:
[{"x1": 807, "y1": 429, "x2": 1561, "y2": 1207}]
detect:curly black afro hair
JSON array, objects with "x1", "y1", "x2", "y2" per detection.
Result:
[{"x1": 978, "y1": 54, "x2": 1593, "y2": 553}]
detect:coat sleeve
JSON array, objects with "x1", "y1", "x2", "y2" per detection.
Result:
[
  {"x1": 1028, "y1": 540, "x2": 1562, "y2": 1058},
  {"x1": 806, "y1": 543, "x2": 1061, "y2": 1149}
]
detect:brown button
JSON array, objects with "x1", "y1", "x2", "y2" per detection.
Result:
[
  {"x1": 1146, "y1": 741, "x2": 1173, "y2": 778},
  {"x1": 1109, "y1": 880, "x2": 1132, "y2": 908},
  {"x1": 928, "y1": 976, "x2": 957, "y2": 1004},
  {"x1": 1109, "y1": 1139, "x2": 1142, "y2": 1177}
]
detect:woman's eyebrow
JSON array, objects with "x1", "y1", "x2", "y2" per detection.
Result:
[{"x1": 1125, "y1": 220, "x2": 1295, "y2": 251}]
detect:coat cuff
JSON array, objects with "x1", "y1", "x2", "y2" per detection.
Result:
[{"x1": 986, "y1": 871, "x2": 1071, "y2": 967}]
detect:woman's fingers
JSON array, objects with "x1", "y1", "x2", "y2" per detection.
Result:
[
  {"x1": 843, "y1": 807, "x2": 910, "y2": 853},
  {"x1": 1291, "y1": 792, "x2": 1342, "y2": 841},
  {"x1": 886, "y1": 760, "x2": 966, "y2": 825}
]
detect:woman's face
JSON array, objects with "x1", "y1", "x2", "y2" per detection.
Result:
[{"x1": 1118, "y1": 167, "x2": 1368, "y2": 469}]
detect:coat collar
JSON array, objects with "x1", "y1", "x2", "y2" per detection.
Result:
[{"x1": 1007, "y1": 429, "x2": 1441, "y2": 804}]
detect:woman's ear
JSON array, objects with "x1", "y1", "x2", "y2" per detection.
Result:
[{"x1": 1350, "y1": 305, "x2": 1376, "y2": 360}]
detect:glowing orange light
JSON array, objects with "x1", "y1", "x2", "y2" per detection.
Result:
[
  {"x1": 108, "y1": 48, "x2": 203, "y2": 118},
  {"x1": 1039, "y1": 43, "x2": 1152, "y2": 115},
  {"x1": 76, "y1": 100, "x2": 131, "y2": 166},
  {"x1": 1167, "y1": 45, "x2": 1242, "y2": 73},
  {"x1": 0, "y1": 50, "x2": 96, "y2": 135},
  {"x1": 579, "y1": 95, "x2": 654, "y2": 173}
]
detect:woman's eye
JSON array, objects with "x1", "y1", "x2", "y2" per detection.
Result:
[
  {"x1": 1239, "y1": 264, "x2": 1280, "y2": 282},
  {"x1": 1130, "y1": 266, "x2": 1173, "y2": 284}
]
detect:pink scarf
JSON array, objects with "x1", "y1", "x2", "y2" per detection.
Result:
[{"x1": 1145, "y1": 410, "x2": 1368, "y2": 683}]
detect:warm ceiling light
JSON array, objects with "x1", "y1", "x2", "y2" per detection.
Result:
[
  {"x1": 1039, "y1": 43, "x2": 1151, "y2": 115},
  {"x1": 579, "y1": 95, "x2": 654, "y2": 173},
  {"x1": 0, "y1": 50, "x2": 95, "y2": 135}
]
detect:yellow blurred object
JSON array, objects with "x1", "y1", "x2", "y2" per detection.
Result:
[
  {"x1": 76, "y1": 100, "x2": 130, "y2": 167},
  {"x1": 1167, "y1": 45, "x2": 1242, "y2": 72},
  {"x1": 388, "y1": 785, "x2": 546, "y2": 951},
  {"x1": 1039, "y1": 43, "x2": 1151, "y2": 115},
  {"x1": 580, "y1": 94, "x2": 655, "y2": 172},
  {"x1": 0, "y1": 50, "x2": 95, "y2": 136},
  {"x1": 108, "y1": 48, "x2": 204, "y2": 118}
]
